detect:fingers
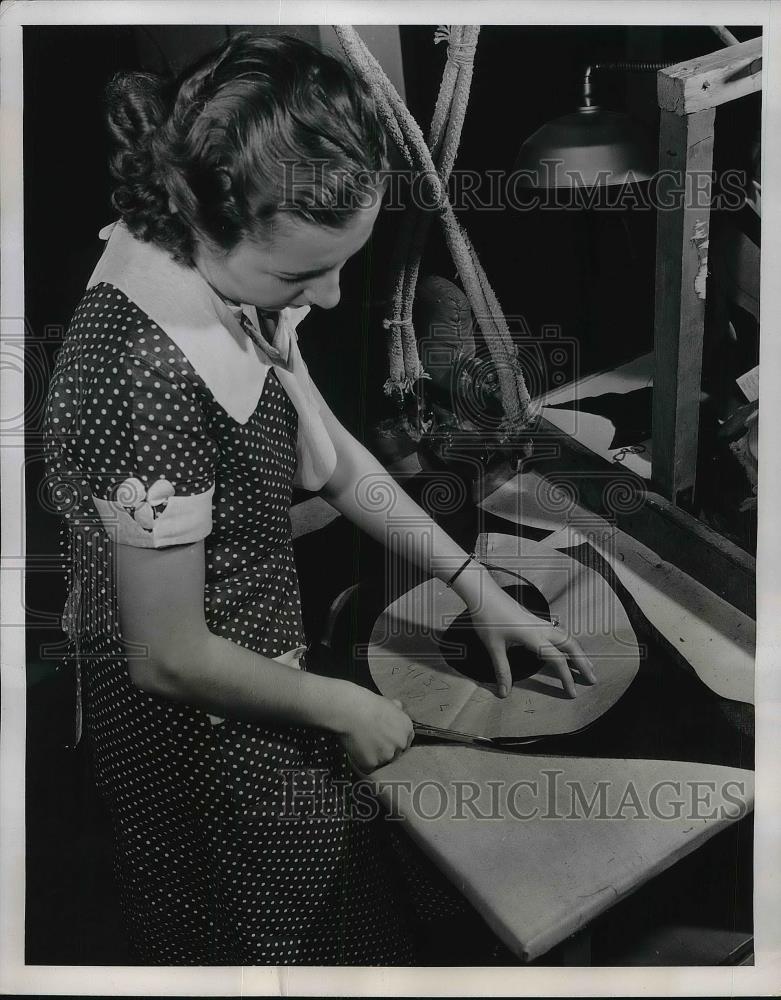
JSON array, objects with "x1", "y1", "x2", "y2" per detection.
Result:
[
  {"x1": 488, "y1": 644, "x2": 512, "y2": 698},
  {"x1": 541, "y1": 641, "x2": 577, "y2": 698},
  {"x1": 551, "y1": 634, "x2": 597, "y2": 685},
  {"x1": 388, "y1": 729, "x2": 413, "y2": 763},
  {"x1": 344, "y1": 749, "x2": 371, "y2": 780},
  {"x1": 564, "y1": 642, "x2": 597, "y2": 684},
  {"x1": 489, "y1": 631, "x2": 589, "y2": 699},
  {"x1": 346, "y1": 737, "x2": 407, "y2": 774},
  {"x1": 342, "y1": 697, "x2": 414, "y2": 773},
  {"x1": 391, "y1": 698, "x2": 414, "y2": 751}
]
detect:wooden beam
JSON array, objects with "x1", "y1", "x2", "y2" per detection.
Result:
[
  {"x1": 525, "y1": 417, "x2": 756, "y2": 618},
  {"x1": 658, "y1": 35, "x2": 762, "y2": 115},
  {"x1": 652, "y1": 106, "x2": 715, "y2": 505},
  {"x1": 619, "y1": 490, "x2": 756, "y2": 619}
]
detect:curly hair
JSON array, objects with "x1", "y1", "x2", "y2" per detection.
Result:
[{"x1": 106, "y1": 33, "x2": 389, "y2": 265}]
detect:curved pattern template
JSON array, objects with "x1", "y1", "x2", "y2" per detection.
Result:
[{"x1": 368, "y1": 534, "x2": 640, "y2": 738}]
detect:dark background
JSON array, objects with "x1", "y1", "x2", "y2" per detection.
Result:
[{"x1": 23, "y1": 23, "x2": 760, "y2": 964}]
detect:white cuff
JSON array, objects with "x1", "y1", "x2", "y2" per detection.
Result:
[{"x1": 92, "y1": 485, "x2": 214, "y2": 548}]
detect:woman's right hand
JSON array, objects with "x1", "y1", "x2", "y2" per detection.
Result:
[{"x1": 337, "y1": 686, "x2": 414, "y2": 773}]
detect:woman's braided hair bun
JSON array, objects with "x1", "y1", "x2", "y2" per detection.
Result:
[{"x1": 105, "y1": 33, "x2": 388, "y2": 266}]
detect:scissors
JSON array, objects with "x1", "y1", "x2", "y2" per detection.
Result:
[{"x1": 412, "y1": 722, "x2": 540, "y2": 750}]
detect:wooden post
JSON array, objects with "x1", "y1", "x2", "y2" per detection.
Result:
[
  {"x1": 652, "y1": 35, "x2": 761, "y2": 505},
  {"x1": 652, "y1": 107, "x2": 715, "y2": 505}
]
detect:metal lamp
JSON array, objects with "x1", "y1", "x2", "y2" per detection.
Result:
[{"x1": 514, "y1": 62, "x2": 663, "y2": 188}]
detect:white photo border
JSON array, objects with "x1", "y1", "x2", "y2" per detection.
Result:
[{"x1": 1, "y1": 1, "x2": 779, "y2": 995}]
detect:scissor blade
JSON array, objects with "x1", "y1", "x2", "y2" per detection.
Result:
[
  {"x1": 412, "y1": 723, "x2": 496, "y2": 746},
  {"x1": 412, "y1": 723, "x2": 542, "y2": 750}
]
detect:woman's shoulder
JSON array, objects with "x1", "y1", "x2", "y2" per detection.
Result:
[{"x1": 62, "y1": 282, "x2": 206, "y2": 392}]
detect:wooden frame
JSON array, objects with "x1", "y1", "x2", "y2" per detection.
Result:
[
  {"x1": 467, "y1": 39, "x2": 763, "y2": 617},
  {"x1": 651, "y1": 35, "x2": 762, "y2": 505}
]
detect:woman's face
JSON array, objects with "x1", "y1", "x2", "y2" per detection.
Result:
[{"x1": 194, "y1": 194, "x2": 383, "y2": 313}]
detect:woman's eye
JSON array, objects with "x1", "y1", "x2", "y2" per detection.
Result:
[{"x1": 277, "y1": 275, "x2": 303, "y2": 285}]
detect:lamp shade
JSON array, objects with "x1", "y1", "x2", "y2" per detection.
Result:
[{"x1": 514, "y1": 105, "x2": 656, "y2": 188}]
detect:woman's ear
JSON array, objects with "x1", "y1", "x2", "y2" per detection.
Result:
[{"x1": 168, "y1": 196, "x2": 178, "y2": 214}]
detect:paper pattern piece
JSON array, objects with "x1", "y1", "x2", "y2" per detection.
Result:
[
  {"x1": 371, "y1": 746, "x2": 754, "y2": 961},
  {"x1": 368, "y1": 533, "x2": 639, "y2": 738},
  {"x1": 736, "y1": 364, "x2": 759, "y2": 402},
  {"x1": 478, "y1": 470, "x2": 620, "y2": 531},
  {"x1": 481, "y1": 476, "x2": 755, "y2": 706},
  {"x1": 479, "y1": 468, "x2": 612, "y2": 532},
  {"x1": 540, "y1": 352, "x2": 654, "y2": 479},
  {"x1": 289, "y1": 496, "x2": 341, "y2": 539},
  {"x1": 544, "y1": 523, "x2": 755, "y2": 705}
]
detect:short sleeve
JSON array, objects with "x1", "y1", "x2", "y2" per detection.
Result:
[{"x1": 70, "y1": 352, "x2": 219, "y2": 548}]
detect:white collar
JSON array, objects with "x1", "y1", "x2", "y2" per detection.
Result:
[
  {"x1": 88, "y1": 221, "x2": 311, "y2": 424},
  {"x1": 87, "y1": 221, "x2": 335, "y2": 490}
]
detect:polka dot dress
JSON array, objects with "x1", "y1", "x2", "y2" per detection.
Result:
[{"x1": 44, "y1": 283, "x2": 416, "y2": 965}]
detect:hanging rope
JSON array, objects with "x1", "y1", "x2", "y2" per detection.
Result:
[
  {"x1": 381, "y1": 25, "x2": 472, "y2": 394},
  {"x1": 388, "y1": 25, "x2": 476, "y2": 394},
  {"x1": 334, "y1": 25, "x2": 532, "y2": 433}
]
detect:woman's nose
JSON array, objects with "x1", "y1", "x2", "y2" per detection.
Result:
[{"x1": 305, "y1": 270, "x2": 341, "y2": 310}]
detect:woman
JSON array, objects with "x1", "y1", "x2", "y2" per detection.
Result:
[{"x1": 44, "y1": 32, "x2": 595, "y2": 965}]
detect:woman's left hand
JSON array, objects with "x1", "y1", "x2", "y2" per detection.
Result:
[{"x1": 467, "y1": 580, "x2": 597, "y2": 699}]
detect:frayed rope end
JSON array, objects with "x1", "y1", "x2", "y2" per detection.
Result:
[{"x1": 383, "y1": 369, "x2": 431, "y2": 399}]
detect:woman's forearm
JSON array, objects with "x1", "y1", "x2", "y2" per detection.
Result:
[
  {"x1": 320, "y1": 432, "x2": 495, "y2": 611},
  {"x1": 116, "y1": 537, "x2": 366, "y2": 733},
  {"x1": 135, "y1": 629, "x2": 359, "y2": 735}
]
